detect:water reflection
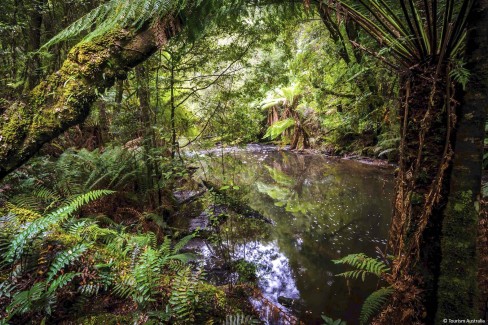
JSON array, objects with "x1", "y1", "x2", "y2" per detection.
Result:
[{"x1": 194, "y1": 146, "x2": 394, "y2": 324}]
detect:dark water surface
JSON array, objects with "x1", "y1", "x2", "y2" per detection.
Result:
[{"x1": 192, "y1": 145, "x2": 394, "y2": 324}]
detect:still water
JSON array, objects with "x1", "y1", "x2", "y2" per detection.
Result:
[{"x1": 192, "y1": 145, "x2": 394, "y2": 324}]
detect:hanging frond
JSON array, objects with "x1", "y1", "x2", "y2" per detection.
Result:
[
  {"x1": 360, "y1": 286, "x2": 394, "y2": 325},
  {"x1": 263, "y1": 118, "x2": 295, "y2": 140},
  {"x1": 333, "y1": 253, "x2": 390, "y2": 281},
  {"x1": 41, "y1": 0, "x2": 181, "y2": 49}
]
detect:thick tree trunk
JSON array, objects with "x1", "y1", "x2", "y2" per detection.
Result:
[
  {"x1": 380, "y1": 65, "x2": 454, "y2": 324},
  {"x1": 0, "y1": 19, "x2": 179, "y2": 180},
  {"x1": 436, "y1": 0, "x2": 488, "y2": 321}
]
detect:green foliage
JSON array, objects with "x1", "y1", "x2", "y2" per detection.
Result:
[
  {"x1": 333, "y1": 253, "x2": 390, "y2": 281},
  {"x1": 334, "y1": 253, "x2": 393, "y2": 324},
  {"x1": 450, "y1": 60, "x2": 470, "y2": 90},
  {"x1": 169, "y1": 267, "x2": 202, "y2": 324},
  {"x1": 112, "y1": 234, "x2": 195, "y2": 310},
  {"x1": 41, "y1": 0, "x2": 180, "y2": 49},
  {"x1": 359, "y1": 286, "x2": 394, "y2": 325},
  {"x1": 263, "y1": 118, "x2": 295, "y2": 140},
  {"x1": 321, "y1": 315, "x2": 347, "y2": 325},
  {"x1": 54, "y1": 147, "x2": 138, "y2": 193},
  {"x1": 46, "y1": 244, "x2": 90, "y2": 282},
  {"x1": 4, "y1": 190, "x2": 113, "y2": 263},
  {"x1": 331, "y1": 0, "x2": 473, "y2": 69}
]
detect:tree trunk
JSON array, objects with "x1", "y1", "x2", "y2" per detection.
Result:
[
  {"x1": 380, "y1": 64, "x2": 454, "y2": 324},
  {"x1": 0, "y1": 19, "x2": 180, "y2": 180},
  {"x1": 25, "y1": 0, "x2": 46, "y2": 90},
  {"x1": 436, "y1": 0, "x2": 488, "y2": 321}
]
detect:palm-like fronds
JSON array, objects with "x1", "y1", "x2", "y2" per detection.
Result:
[
  {"x1": 327, "y1": 0, "x2": 474, "y2": 69},
  {"x1": 41, "y1": 0, "x2": 181, "y2": 49}
]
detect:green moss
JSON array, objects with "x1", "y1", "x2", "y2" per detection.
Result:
[
  {"x1": 76, "y1": 314, "x2": 132, "y2": 325},
  {"x1": 436, "y1": 190, "x2": 479, "y2": 322}
]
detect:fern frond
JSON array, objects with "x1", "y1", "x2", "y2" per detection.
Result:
[
  {"x1": 6, "y1": 281, "x2": 46, "y2": 316},
  {"x1": 47, "y1": 244, "x2": 90, "y2": 282},
  {"x1": 171, "y1": 233, "x2": 195, "y2": 254},
  {"x1": 41, "y1": 0, "x2": 181, "y2": 50},
  {"x1": 4, "y1": 190, "x2": 113, "y2": 262},
  {"x1": 360, "y1": 286, "x2": 394, "y2": 325},
  {"x1": 333, "y1": 253, "x2": 390, "y2": 280},
  {"x1": 47, "y1": 272, "x2": 80, "y2": 295}
]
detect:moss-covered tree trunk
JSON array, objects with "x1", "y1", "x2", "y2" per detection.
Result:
[
  {"x1": 436, "y1": 0, "x2": 488, "y2": 321},
  {"x1": 0, "y1": 19, "x2": 179, "y2": 180}
]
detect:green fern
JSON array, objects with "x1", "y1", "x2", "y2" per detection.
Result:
[
  {"x1": 333, "y1": 253, "x2": 390, "y2": 281},
  {"x1": 47, "y1": 272, "x2": 80, "y2": 295},
  {"x1": 359, "y1": 286, "x2": 394, "y2": 325},
  {"x1": 41, "y1": 0, "x2": 180, "y2": 49},
  {"x1": 3, "y1": 190, "x2": 113, "y2": 262},
  {"x1": 5, "y1": 281, "x2": 46, "y2": 316},
  {"x1": 169, "y1": 267, "x2": 202, "y2": 323},
  {"x1": 47, "y1": 244, "x2": 90, "y2": 282}
]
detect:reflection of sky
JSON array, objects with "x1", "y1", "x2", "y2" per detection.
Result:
[
  {"x1": 234, "y1": 241, "x2": 300, "y2": 303},
  {"x1": 198, "y1": 239, "x2": 300, "y2": 308}
]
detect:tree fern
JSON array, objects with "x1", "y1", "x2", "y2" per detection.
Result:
[
  {"x1": 41, "y1": 0, "x2": 180, "y2": 49},
  {"x1": 359, "y1": 286, "x2": 394, "y2": 325}
]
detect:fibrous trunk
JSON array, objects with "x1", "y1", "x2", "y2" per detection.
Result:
[{"x1": 380, "y1": 64, "x2": 455, "y2": 324}]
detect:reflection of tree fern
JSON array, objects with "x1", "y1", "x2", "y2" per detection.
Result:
[
  {"x1": 333, "y1": 253, "x2": 390, "y2": 281},
  {"x1": 360, "y1": 286, "x2": 394, "y2": 325},
  {"x1": 224, "y1": 313, "x2": 258, "y2": 325}
]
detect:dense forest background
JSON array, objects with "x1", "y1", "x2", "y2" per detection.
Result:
[{"x1": 0, "y1": 0, "x2": 487, "y2": 324}]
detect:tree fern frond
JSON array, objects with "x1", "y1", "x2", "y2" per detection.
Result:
[
  {"x1": 333, "y1": 253, "x2": 390, "y2": 280},
  {"x1": 360, "y1": 286, "x2": 394, "y2": 325},
  {"x1": 41, "y1": 0, "x2": 181, "y2": 50}
]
